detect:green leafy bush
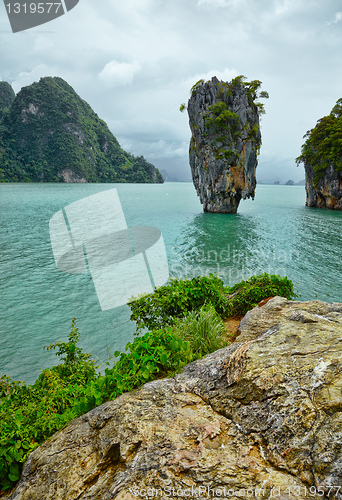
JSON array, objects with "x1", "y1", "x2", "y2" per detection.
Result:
[
  {"x1": 101, "y1": 329, "x2": 193, "y2": 400},
  {"x1": 43, "y1": 317, "x2": 96, "y2": 383},
  {"x1": 129, "y1": 273, "x2": 296, "y2": 330},
  {"x1": 0, "y1": 273, "x2": 296, "y2": 492},
  {"x1": 0, "y1": 319, "x2": 97, "y2": 493},
  {"x1": 225, "y1": 273, "x2": 295, "y2": 316},
  {"x1": 129, "y1": 274, "x2": 228, "y2": 331}
]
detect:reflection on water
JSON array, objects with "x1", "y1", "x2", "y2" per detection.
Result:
[
  {"x1": 171, "y1": 185, "x2": 342, "y2": 298},
  {"x1": 171, "y1": 212, "x2": 262, "y2": 285},
  {"x1": 294, "y1": 208, "x2": 342, "y2": 299}
]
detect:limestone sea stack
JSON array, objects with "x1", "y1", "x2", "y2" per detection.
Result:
[
  {"x1": 296, "y1": 98, "x2": 342, "y2": 210},
  {"x1": 186, "y1": 76, "x2": 268, "y2": 213}
]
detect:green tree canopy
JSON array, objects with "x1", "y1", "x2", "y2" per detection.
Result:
[
  {"x1": 0, "y1": 77, "x2": 163, "y2": 183},
  {"x1": 296, "y1": 98, "x2": 342, "y2": 181}
]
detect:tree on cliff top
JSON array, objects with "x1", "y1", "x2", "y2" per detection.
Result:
[{"x1": 296, "y1": 98, "x2": 342, "y2": 182}]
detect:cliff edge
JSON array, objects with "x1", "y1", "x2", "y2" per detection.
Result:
[
  {"x1": 296, "y1": 98, "x2": 342, "y2": 209},
  {"x1": 186, "y1": 76, "x2": 267, "y2": 213},
  {"x1": 3, "y1": 297, "x2": 342, "y2": 500}
]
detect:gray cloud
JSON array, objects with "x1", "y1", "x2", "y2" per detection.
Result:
[{"x1": 1, "y1": 0, "x2": 342, "y2": 182}]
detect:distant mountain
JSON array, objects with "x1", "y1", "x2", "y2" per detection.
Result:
[
  {"x1": 0, "y1": 77, "x2": 163, "y2": 183},
  {"x1": 159, "y1": 169, "x2": 180, "y2": 182},
  {"x1": 0, "y1": 82, "x2": 15, "y2": 111}
]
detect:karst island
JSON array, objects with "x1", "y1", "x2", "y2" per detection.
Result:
[
  {"x1": 296, "y1": 97, "x2": 342, "y2": 210},
  {"x1": 183, "y1": 75, "x2": 268, "y2": 213}
]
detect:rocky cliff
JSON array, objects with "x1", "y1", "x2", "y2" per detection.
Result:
[
  {"x1": 0, "y1": 77, "x2": 163, "y2": 184},
  {"x1": 296, "y1": 98, "x2": 342, "y2": 209},
  {"x1": 304, "y1": 163, "x2": 342, "y2": 209},
  {"x1": 187, "y1": 76, "x2": 267, "y2": 213},
  {"x1": 3, "y1": 297, "x2": 342, "y2": 500}
]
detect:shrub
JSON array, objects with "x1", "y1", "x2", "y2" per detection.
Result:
[
  {"x1": 0, "y1": 319, "x2": 96, "y2": 493},
  {"x1": 171, "y1": 304, "x2": 226, "y2": 357},
  {"x1": 129, "y1": 274, "x2": 228, "y2": 331},
  {"x1": 99, "y1": 329, "x2": 193, "y2": 402},
  {"x1": 129, "y1": 273, "x2": 296, "y2": 330},
  {"x1": 225, "y1": 273, "x2": 295, "y2": 316},
  {"x1": 0, "y1": 273, "x2": 296, "y2": 492},
  {"x1": 43, "y1": 317, "x2": 96, "y2": 383}
]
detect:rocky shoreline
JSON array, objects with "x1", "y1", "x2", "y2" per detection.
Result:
[{"x1": 3, "y1": 296, "x2": 342, "y2": 500}]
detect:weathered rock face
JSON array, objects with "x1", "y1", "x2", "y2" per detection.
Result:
[
  {"x1": 4, "y1": 297, "x2": 342, "y2": 500},
  {"x1": 187, "y1": 77, "x2": 262, "y2": 213},
  {"x1": 305, "y1": 162, "x2": 342, "y2": 209}
]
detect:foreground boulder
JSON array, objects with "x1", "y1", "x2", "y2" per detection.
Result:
[
  {"x1": 4, "y1": 297, "x2": 342, "y2": 499},
  {"x1": 187, "y1": 76, "x2": 267, "y2": 213}
]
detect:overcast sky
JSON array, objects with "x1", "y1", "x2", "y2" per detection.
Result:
[{"x1": 1, "y1": 0, "x2": 342, "y2": 182}]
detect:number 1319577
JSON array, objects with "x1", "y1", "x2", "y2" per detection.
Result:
[
  {"x1": 287, "y1": 486, "x2": 341, "y2": 496},
  {"x1": 5, "y1": 3, "x2": 62, "y2": 14}
]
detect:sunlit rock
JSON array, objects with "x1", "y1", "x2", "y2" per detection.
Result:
[{"x1": 5, "y1": 297, "x2": 342, "y2": 499}]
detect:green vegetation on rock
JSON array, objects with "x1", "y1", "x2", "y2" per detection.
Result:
[
  {"x1": 296, "y1": 98, "x2": 342, "y2": 184},
  {"x1": 0, "y1": 77, "x2": 163, "y2": 184},
  {"x1": 129, "y1": 273, "x2": 295, "y2": 330},
  {"x1": 0, "y1": 273, "x2": 295, "y2": 493},
  {"x1": 0, "y1": 82, "x2": 15, "y2": 112},
  {"x1": 186, "y1": 75, "x2": 268, "y2": 213}
]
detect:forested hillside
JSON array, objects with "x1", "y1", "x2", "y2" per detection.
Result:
[{"x1": 0, "y1": 77, "x2": 163, "y2": 183}]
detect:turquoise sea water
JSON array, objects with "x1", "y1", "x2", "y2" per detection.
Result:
[{"x1": 1, "y1": 182, "x2": 341, "y2": 383}]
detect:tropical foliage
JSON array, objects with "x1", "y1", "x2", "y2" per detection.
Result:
[
  {"x1": 187, "y1": 75, "x2": 268, "y2": 166},
  {"x1": 0, "y1": 273, "x2": 295, "y2": 493},
  {"x1": 129, "y1": 272, "x2": 295, "y2": 329},
  {"x1": 0, "y1": 82, "x2": 15, "y2": 111},
  {"x1": 0, "y1": 77, "x2": 163, "y2": 183},
  {"x1": 296, "y1": 98, "x2": 342, "y2": 184}
]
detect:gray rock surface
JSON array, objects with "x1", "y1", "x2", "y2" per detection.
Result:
[
  {"x1": 3, "y1": 297, "x2": 342, "y2": 500},
  {"x1": 305, "y1": 162, "x2": 342, "y2": 210},
  {"x1": 187, "y1": 77, "x2": 262, "y2": 213}
]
